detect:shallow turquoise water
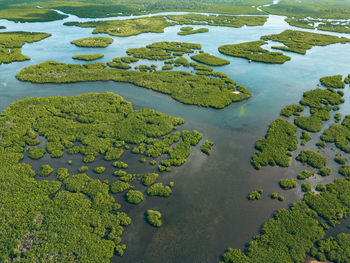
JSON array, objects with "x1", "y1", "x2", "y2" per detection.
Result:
[{"x1": 1, "y1": 11, "x2": 350, "y2": 263}]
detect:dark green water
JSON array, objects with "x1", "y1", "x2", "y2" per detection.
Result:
[{"x1": 1, "y1": 11, "x2": 350, "y2": 263}]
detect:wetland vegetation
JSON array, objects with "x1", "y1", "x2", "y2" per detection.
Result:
[
  {"x1": 178, "y1": 28, "x2": 208, "y2": 36},
  {"x1": 191, "y1": 53, "x2": 230, "y2": 66},
  {"x1": 72, "y1": 54, "x2": 104, "y2": 61},
  {"x1": 71, "y1": 37, "x2": 113, "y2": 48}
]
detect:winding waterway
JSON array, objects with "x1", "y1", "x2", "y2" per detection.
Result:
[{"x1": 1, "y1": 9, "x2": 350, "y2": 263}]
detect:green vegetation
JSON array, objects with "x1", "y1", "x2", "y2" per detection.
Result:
[
  {"x1": 339, "y1": 165, "x2": 350, "y2": 177},
  {"x1": 16, "y1": 61, "x2": 250, "y2": 109},
  {"x1": 335, "y1": 113, "x2": 342, "y2": 123},
  {"x1": 278, "y1": 195, "x2": 285, "y2": 201},
  {"x1": 78, "y1": 166, "x2": 88, "y2": 173},
  {"x1": 56, "y1": 168, "x2": 69, "y2": 181},
  {"x1": 71, "y1": 37, "x2": 113, "y2": 48},
  {"x1": 313, "y1": 233, "x2": 350, "y2": 262},
  {"x1": 270, "y1": 193, "x2": 278, "y2": 199},
  {"x1": 316, "y1": 141, "x2": 326, "y2": 149},
  {"x1": 28, "y1": 146, "x2": 45, "y2": 160},
  {"x1": 0, "y1": 3, "x2": 67, "y2": 22},
  {"x1": 108, "y1": 57, "x2": 131, "y2": 70},
  {"x1": 0, "y1": 32, "x2": 51, "y2": 64},
  {"x1": 125, "y1": 190, "x2": 143, "y2": 204},
  {"x1": 280, "y1": 104, "x2": 304, "y2": 117},
  {"x1": 191, "y1": 53, "x2": 229, "y2": 66},
  {"x1": 167, "y1": 14, "x2": 267, "y2": 27},
  {"x1": 110, "y1": 181, "x2": 132, "y2": 194},
  {"x1": 248, "y1": 190, "x2": 262, "y2": 200},
  {"x1": 72, "y1": 54, "x2": 104, "y2": 61},
  {"x1": 316, "y1": 184, "x2": 326, "y2": 192},
  {"x1": 140, "y1": 158, "x2": 146, "y2": 163},
  {"x1": 297, "y1": 170, "x2": 314, "y2": 180},
  {"x1": 301, "y1": 183, "x2": 312, "y2": 192},
  {"x1": 145, "y1": 210, "x2": 162, "y2": 227},
  {"x1": 320, "y1": 75, "x2": 345, "y2": 89},
  {"x1": 141, "y1": 173, "x2": 159, "y2": 186},
  {"x1": 94, "y1": 166, "x2": 106, "y2": 174},
  {"x1": 334, "y1": 157, "x2": 346, "y2": 165},
  {"x1": 180, "y1": 26, "x2": 193, "y2": 31},
  {"x1": 301, "y1": 131, "x2": 312, "y2": 145},
  {"x1": 251, "y1": 118, "x2": 298, "y2": 169},
  {"x1": 279, "y1": 179, "x2": 297, "y2": 189},
  {"x1": 113, "y1": 161, "x2": 128, "y2": 169},
  {"x1": 219, "y1": 41, "x2": 291, "y2": 64},
  {"x1": 294, "y1": 115, "x2": 323, "y2": 132},
  {"x1": 162, "y1": 65, "x2": 173, "y2": 70},
  {"x1": 38, "y1": 164, "x2": 53, "y2": 177},
  {"x1": 296, "y1": 150, "x2": 327, "y2": 169},
  {"x1": 318, "y1": 167, "x2": 331, "y2": 176},
  {"x1": 120, "y1": 57, "x2": 138, "y2": 63},
  {"x1": 147, "y1": 183, "x2": 172, "y2": 197},
  {"x1": 65, "y1": 16, "x2": 175, "y2": 37},
  {"x1": 261, "y1": 30, "x2": 350, "y2": 55},
  {"x1": 178, "y1": 28, "x2": 208, "y2": 35},
  {"x1": 201, "y1": 140, "x2": 214, "y2": 155},
  {"x1": 321, "y1": 116, "x2": 350, "y2": 153}
]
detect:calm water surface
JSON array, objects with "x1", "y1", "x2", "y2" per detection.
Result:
[{"x1": 1, "y1": 10, "x2": 350, "y2": 263}]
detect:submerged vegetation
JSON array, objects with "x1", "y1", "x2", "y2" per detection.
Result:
[
  {"x1": 218, "y1": 41, "x2": 291, "y2": 64},
  {"x1": 261, "y1": 30, "x2": 350, "y2": 55},
  {"x1": 0, "y1": 32, "x2": 51, "y2": 64},
  {"x1": 191, "y1": 53, "x2": 230, "y2": 66},
  {"x1": 71, "y1": 37, "x2": 113, "y2": 48}
]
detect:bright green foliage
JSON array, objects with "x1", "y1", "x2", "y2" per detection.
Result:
[
  {"x1": 248, "y1": 190, "x2": 261, "y2": 200},
  {"x1": 56, "y1": 168, "x2": 69, "y2": 181},
  {"x1": 320, "y1": 75, "x2": 345, "y2": 89},
  {"x1": 301, "y1": 131, "x2": 312, "y2": 145},
  {"x1": 178, "y1": 28, "x2": 209, "y2": 35},
  {"x1": 125, "y1": 190, "x2": 143, "y2": 204},
  {"x1": 318, "y1": 167, "x2": 331, "y2": 176},
  {"x1": 219, "y1": 41, "x2": 291, "y2": 64},
  {"x1": 321, "y1": 116, "x2": 350, "y2": 153},
  {"x1": 141, "y1": 173, "x2": 159, "y2": 186},
  {"x1": 191, "y1": 53, "x2": 229, "y2": 66},
  {"x1": 71, "y1": 37, "x2": 113, "y2": 48},
  {"x1": 167, "y1": 14, "x2": 267, "y2": 27},
  {"x1": 300, "y1": 88, "x2": 344, "y2": 109},
  {"x1": 339, "y1": 165, "x2": 350, "y2": 177},
  {"x1": 72, "y1": 54, "x2": 104, "y2": 61},
  {"x1": 112, "y1": 161, "x2": 128, "y2": 169},
  {"x1": 114, "y1": 170, "x2": 127, "y2": 177},
  {"x1": 38, "y1": 164, "x2": 53, "y2": 177},
  {"x1": 220, "y1": 202, "x2": 324, "y2": 263},
  {"x1": 0, "y1": 32, "x2": 51, "y2": 64},
  {"x1": 201, "y1": 140, "x2": 214, "y2": 155},
  {"x1": 174, "y1": 57, "x2": 190, "y2": 67},
  {"x1": 127, "y1": 47, "x2": 173, "y2": 60},
  {"x1": 16, "y1": 61, "x2": 250, "y2": 109},
  {"x1": 278, "y1": 195, "x2": 285, "y2": 201},
  {"x1": 301, "y1": 183, "x2": 312, "y2": 192},
  {"x1": 251, "y1": 118, "x2": 298, "y2": 169},
  {"x1": 145, "y1": 210, "x2": 162, "y2": 227},
  {"x1": 294, "y1": 115, "x2": 323, "y2": 132},
  {"x1": 150, "y1": 160, "x2": 156, "y2": 165},
  {"x1": 280, "y1": 104, "x2": 304, "y2": 117},
  {"x1": 296, "y1": 150, "x2": 327, "y2": 169},
  {"x1": 261, "y1": 30, "x2": 350, "y2": 55},
  {"x1": 147, "y1": 183, "x2": 172, "y2": 197},
  {"x1": 180, "y1": 26, "x2": 193, "y2": 31},
  {"x1": 140, "y1": 158, "x2": 146, "y2": 163},
  {"x1": 279, "y1": 179, "x2": 297, "y2": 189},
  {"x1": 335, "y1": 113, "x2": 342, "y2": 123},
  {"x1": 28, "y1": 146, "x2": 45, "y2": 159},
  {"x1": 334, "y1": 157, "x2": 346, "y2": 165},
  {"x1": 271, "y1": 193, "x2": 278, "y2": 199},
  {"x1": 191, "y1": 62, "x2": 213, "y2": 72},
  {"x1": 110, "y1": 181, "x2": 132, "y2": 194},
  {"x1": 93, "y1": 167, "x2": 106, "y2": 174},
  {"x1": 120, "y1": 57, "x2": 139, "y2": 63},
  {"x1": 297, "y1": 170, "x2": 314, "y2": 180},
  {"x1": 65, "y1": 16, "x2": 175, "y2": 37},
  {"x1": 78, "y1": 166, "x2": 89, "y2": 173}
]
